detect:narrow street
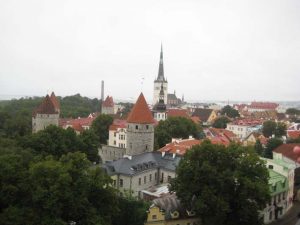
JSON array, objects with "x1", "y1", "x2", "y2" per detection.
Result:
[{"x1": 270, "y1": 202, "x2": 300, "y2": 225}]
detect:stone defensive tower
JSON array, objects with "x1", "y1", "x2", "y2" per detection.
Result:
[
  {"x1": 32, "y1": 92, "x2": 60, "y2": 133},
  {"x1": 126, "y1": 93, "x2": 155, "y2": 156}
]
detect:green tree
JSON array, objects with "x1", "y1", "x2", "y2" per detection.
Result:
[
  {"x1": 275, "y1": 122, "x2": 286, "y2": 137},
  {"x1": 262, "y1": 121, "x2": 286, "y2": 138},
  {"x1": 91, "y1": 114, "x2": 114, "y2": 144},
  {"x1": 0, "y1": 151, "x2": 118, "y2": 225},
  {"x1": 154, "y1": 117, "x2": 202, "y2": 148},
  {"x1": 220, "y1": 105, "x2": 240, "y2": 118},
  {"x1": 263, "y1": 138, "x2": 283, "y2": 159},
  {"x1": 112, "y1": 197, "x2": 150, "y2": 225},
  {"x1": 170, "y1": 141, "x2": 270, "y2": 225},
  {"x1": 254, "y1": 139, "x2": 264, "y2": 156},
  {"x1": 286, "y1": 108, "x2": 300, "y2": 115},
  {"x1": 212, "y1": 116, "x2": 231, "y2": 129},
  {"x1": 78, "y1": 129, "x2": 100, "y2": 163}
]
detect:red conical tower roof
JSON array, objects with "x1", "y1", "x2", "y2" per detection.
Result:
[
  {"x1": 34, "y1": 95, "x2": 57, "y2": 115},
  {"x1": 127, "y1": 93, "x2": 154, "y2": 124},
  {"x1": 50, "y1": 92, "x2": 60, "y2": 111}
]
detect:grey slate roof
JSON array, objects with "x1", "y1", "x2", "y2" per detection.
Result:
[
  {"x1": 152, "y1": 193, "x2": 197, "y2": 220},
  {"x1": 102, "y1": 151, "x2": 181, "y2": 176}
]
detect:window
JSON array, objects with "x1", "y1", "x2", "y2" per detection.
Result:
[
  {"x1": 144, "y1": 176, "x2": 146, "y2": 184},
  {"x1": 114, "y1": 140, "x2": 116, "y2": 145},
  {"x1": 136, "y1": 125, "x2": 138, "y2": 130},
  {"x1": 161, "y1": 172, "x2": 164, "y2": 183},
  {"x1": 114, "y1": 132, "x2": 116, "y2": 137},
  {"x1": 149, "y1": 174, "x2": 152, "y2": 182},
  {"x1": 268, "y1": 165, "x2": 274, "y2": 169},
  {"x1": 119, "y1": 179, "x2": 123, "y2": 187},
  {"x1": 139, "y1": 178, "x2": 141, "y2": 185},
  {"x1": 130, "y1": 143, "x2": 132, "y2": 149},
  {"x1": 145, "y1": 145, "x2": 148, "y2": 150},
  {"x1": 152, "y1": 215, "x2": 157, "y2": 220},
  {"x1": 146, "y1": 125, "x2": 149, "y2": 129}
]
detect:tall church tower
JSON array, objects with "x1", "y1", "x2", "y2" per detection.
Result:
[
  {"x1": 126, "y1": 93, "x2": 155, "y2": 156},
  {"x1": 153, "y1": 44, "x2": 168, "y2": 105}
]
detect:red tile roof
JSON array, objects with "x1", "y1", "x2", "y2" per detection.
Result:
[
  {"x1": 159, "y1": 138, "x2": 201, "y2": 155},
  {"x1": 249, "y1": 102, "x2": 279, "y2": 110},
  {"x1": 109, "y1": 119, "x2": 127, "y2": 131},
  {"x1": 50, "y1": 92, "x2": 60, "y2": 111},
  {"x1": 127, "y1": 93, "x2": 154, "y2": 124},
  {"x1": 230, "y1": 119, "x2": 263, "y2": 126},
  {"x1": 287, "y1": 130, "x2": 300, "y2": 139},
  {"x1": 273, "y1": 143, "x2": 300, "y2": 162},
  {"x1": 209, "y1": 128, "x2": 237, "y2": 141},
  {"x1": 33, "y1": 95, "x2": 58, "y2": 115},
  {"x1": 167, "y1": 109, "x2": 190, "y2": 118},
  {"x1": 102, "y1": 96, "x2": 114, "y2": 107}
]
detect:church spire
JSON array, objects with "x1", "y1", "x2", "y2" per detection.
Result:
[{"x1": 156, "y1": 44, "x2": 165, "y2": 82}]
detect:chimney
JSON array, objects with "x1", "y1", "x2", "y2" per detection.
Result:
[
  {"x1": 161, "y1": 151, "x2": 165, "y2": 158},
  {"x1": 101, "y1": 80, "x2": 104, "y2": 101}
]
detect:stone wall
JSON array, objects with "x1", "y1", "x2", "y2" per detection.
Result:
[
  {"x1": 99, "y1": 145, "x2": 126, "y2": 163},
  {"x1": 32, "y1": 113, "x2": 59, "y2": 133},
  {"x1": 126, "y1": 123, "x2": 154, "y2": 156}
]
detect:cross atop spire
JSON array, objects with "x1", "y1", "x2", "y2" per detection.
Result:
[{"x1": 156, "y1": 43, "x2": 165, "y2": 82}]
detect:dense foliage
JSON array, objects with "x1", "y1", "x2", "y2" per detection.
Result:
[
  {"x1": 91, "y1": 114, "x2": 114, "y2": 144},
  {"x1": 286, "y1": 108, "x2": 300, "y2": 115},
  {"x1": 0, "y1": 148, "x2": 118, "y2": 225},
  {"x1": 262, "y1": 120, "x2": 286, "y2": 138},
  {"x1": 154, "y1": 117, "x2": 202, "y2": 149},
  {"x1": 170, "y1": 141, "x2": 270, "y2": 225},
  {"x1": 263, "y1": 138, "x2": 283, "y2": 159},
  {"x1": 254, "y1": 139, "x2": 264, "y2": 156},
  {"x1": 20, "y1": 125, "x2": 100, "y2": 163},
  {"x1": 212, "y1": 116, "x2": 231, "y2": 129},
  {"x1": 220, "y1": 105, "x2": 240, "y2": 118}
]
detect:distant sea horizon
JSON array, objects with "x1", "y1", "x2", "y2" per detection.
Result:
[{"x1": 1, "y1": 94, "x2": 299, "y2": 108}]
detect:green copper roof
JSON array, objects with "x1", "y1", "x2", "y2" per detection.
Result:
[{"x1": 268, "y1": 169, "x2": 288, "y2": 196}]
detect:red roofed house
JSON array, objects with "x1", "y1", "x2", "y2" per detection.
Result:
[
  {"x1": 126, "y1": 93, "x2": 155, "y2": 156},
  {"x1": 204, "y1": 128, "x2": 236, "y2": 146},
  {"x1": 248, "y1": 102, "x2": 279, "y2": 112},
  {"x1": 287, "y1": 123, "x2": 300, "y2": 140},
  {"x1": 192, "y1": 108, "x2": 217, "y2": 125},
  {"x1": 167, "y1": 109, "x2": 190, "y2": 119},
  {"x1": 59, "y1": 114, "x2": 96, "y2": 134},
  {"x1": 159, "y1": 137, "x2": 201, "y2": 155},
  {"x1": 273, "y1": 144, "x2": 300, "y2": 188},
  {"x1": 102, "y1": 95, "x2": 115, "y2": 115},
  {"x1": 32, "y1": 93, "x2": 60, "y2": 133},
  {"x1": 108, "y1": 119, "x2": 127, "y2": 148}
]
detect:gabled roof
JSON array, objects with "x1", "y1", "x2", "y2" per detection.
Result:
[
  {"x1": 127, "y1": 93, "x2": 154, "y2": 124},
  {"x1": 287, "y1": 130, "x2": 300, "y2": 139},
  {"x1": 109, "y1": 119, "x2": 127, "y2": 131},
  {"x1": 33, "y1": 95, "x2": 58, "y2": 115},
  {"x1": 159, "y1": 138, "x2": 201, "y2": 155},
  {"x1": 102, "y1": 96, "x2": 114, "y2": 107},
  {"x1": 192, "y1": 108, "x2": 213, "y2": 122},
  {"x1": 249, "y1": 102, "x2": 279, "y2": 110},
  {"x1": 167, "y1": 109, "x2": 190, "y2": 118},
  {"x1": 273, "y1": 143, "x2": 300, "y2": 162},
  {"x1": 102, "y1": 151, "x2": 181, "y2": 176}
]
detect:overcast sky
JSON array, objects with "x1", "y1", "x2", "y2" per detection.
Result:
[{"x1": 0, "y1": 0, "x2": 299, "y2": 102}]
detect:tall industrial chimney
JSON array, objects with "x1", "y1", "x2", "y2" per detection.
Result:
[{"x1": 101, "y1": 80, "x2": 104, "y2": 101}]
